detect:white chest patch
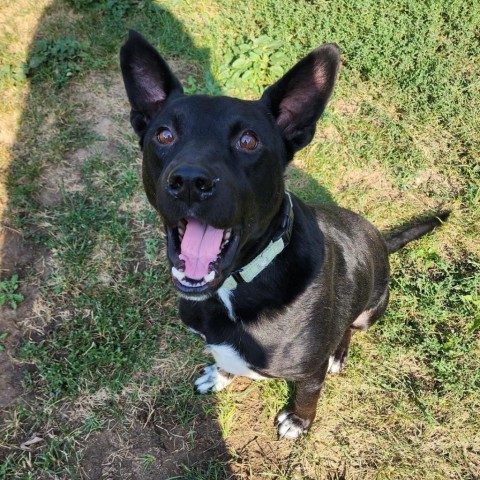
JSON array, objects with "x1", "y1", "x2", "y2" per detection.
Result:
[
  {"x1": 217, "y1": 288, "x2": 236, "y2": 321},
  {"x1": 206, "y1": 343, "x2": 267, "y2": 380}
]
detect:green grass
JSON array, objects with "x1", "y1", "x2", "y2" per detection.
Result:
[{"x1": 0, "y1": 0, "x2": 479, "y2": 478}]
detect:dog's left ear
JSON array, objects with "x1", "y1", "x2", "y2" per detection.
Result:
[
  {"x1": 261, "y1": 44, "x2": 340, "y2": 153},
  {"x1": 120, "y1": 30, "x2": 183, "y2": 138}
]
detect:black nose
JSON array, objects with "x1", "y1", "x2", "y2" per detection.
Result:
[{"x1": 167, "y1": 165, "x2": 217, "y2": 204}]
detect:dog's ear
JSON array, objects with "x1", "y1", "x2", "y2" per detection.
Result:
[
  {"x1": 261, "y1": 44, "x2": 340, "y2": 153},
  {"x1": 120, "y1": 30, "x2": 183, "y2": 137}
]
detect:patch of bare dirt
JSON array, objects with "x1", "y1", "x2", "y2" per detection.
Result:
[
  {"x1": 334, "y1": 163, "x2": 405, "y2": 224},
  {"x1": 0, "y1": 227, "x2": 47, "y2": 420},
  {"x1": 216, "y1": 379, "x2": 299, "y2": 478},
  {"x1": 334, "y1": 98, "x2": 360, "y2": 117},
  {"x1": 221, "y1": 377, "x2": 355, "y2": 479},
  {"x1": 332, "y1": 162, "x2": 456, "y2": 233},
  {"x1": 36, "y1": 147, "x2": 88, "y2": 206},
  {"x1": 316, "y1": 124, "x2": 341, "y2": 143},
  {"x1": 336, "y1": 164, "x2": 400, "y2": 199},
  {"x1": 36, "y1": 72, "x2": 133, "y2": 208},
  {"x1": 413, "y1": 167, "x2": 462, "y2": 198},
  {"x1": 81, "y1": 412, "x2": 229, "y2": 480}
]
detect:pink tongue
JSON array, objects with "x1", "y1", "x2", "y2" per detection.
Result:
[{"x1": 179, "y1": 218, "x2": 224, "y2": 280}]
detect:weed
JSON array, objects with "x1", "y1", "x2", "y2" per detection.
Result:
[
  {"x1": 0, "y1": 62, "x2": 27, "y2": 88},
  {"x1": 0, "y1": 274, "x2": 24, "y2": 309},
  {"x1": 144, "y1": 237, "x2": 159, "y2": 260},
  {"x1": 217, "y1": 35, "x2": 289, "y2": 96},
  {"x1": 138, "y1": 453, "x2": 156, "y2": 470},
  {"x1": 26, "y1": 36, "x2": 89, "y2": 87}
]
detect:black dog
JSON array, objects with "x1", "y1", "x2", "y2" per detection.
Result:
[{"x1": 120, "y1": 30, "x2": 447, "y2": 439}]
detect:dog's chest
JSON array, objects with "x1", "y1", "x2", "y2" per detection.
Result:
[
  {"x1": 206, "y1": 343, "x2": 267, "y2": 379},
  {"x1": 184, "y1": 288, "x2": 311, "y2": 379}
]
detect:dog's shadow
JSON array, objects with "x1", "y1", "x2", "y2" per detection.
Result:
[
  {"x1": 3, "y1": 1, "x2": 335, "y2": 477},
  {"x1": 286, "y1": 166, "x2": 335, "y2": 204}
]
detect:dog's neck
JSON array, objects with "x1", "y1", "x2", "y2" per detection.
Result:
[{"x1": 222, "y1": 192, "x2": 294, "y2": 290}]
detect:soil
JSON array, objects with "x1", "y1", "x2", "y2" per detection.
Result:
[
  {"x1": 0, "y1": 227, "x2": 45, "y2": 421},
  {"x1": 80, "y1": 414, "x2": 229, "y2": 479}
]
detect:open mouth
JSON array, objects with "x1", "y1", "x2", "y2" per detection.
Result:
[{"x1": 166, "y1": 218, "x2": 241, "y2": 296}]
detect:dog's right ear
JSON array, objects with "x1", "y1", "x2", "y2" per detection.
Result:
[
  {"x1": 260, "y1": 44, "x2": 340, "y2": 154},
  {"x1": 120, "y1": 30, "x2": 183, "y2": 138}
]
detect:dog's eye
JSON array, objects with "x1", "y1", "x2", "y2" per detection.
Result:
[
  {"x1": 157, "y1": 128, "x2": 175, "y2": 144},
  {"x1": 238, "y1": 131, "x2": 258, "y2": 150}
]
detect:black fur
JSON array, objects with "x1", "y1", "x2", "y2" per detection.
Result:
[
  {"x1": 120, "y1": 30, "x2": 448, "y2": 438},
  {"x1": 385, "y1": 211, "x2": 450, "y2": 254}
]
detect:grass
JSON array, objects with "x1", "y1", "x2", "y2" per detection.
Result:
[{"x1": 0, "y1": 0, "x2": 479, "y2": 478}]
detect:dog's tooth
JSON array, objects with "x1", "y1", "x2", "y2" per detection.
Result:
[
  {"x1": 178, "y1": 226, "x2": 185, "y2": 237},
  {"x1": 221, "y1": 230, "x2": 231, "y2": 250},
  {"x1": 204, "y1": 271, "x2": 215, "y2": 283},
  {"x1": 172, "y1": 267, "x2": 186, "y2": 281}
]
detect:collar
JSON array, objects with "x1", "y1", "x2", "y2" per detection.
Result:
[{"x1": 222, "y1": 192, "x2": 294, "y2": 291}]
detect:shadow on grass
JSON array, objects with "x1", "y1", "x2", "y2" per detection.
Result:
[
  {"x1": 1, "y1": 1, "x2": 231, "y2": 478},
  {"x1": 286, "y1": 166, "x2": 335, "y2": 204}
]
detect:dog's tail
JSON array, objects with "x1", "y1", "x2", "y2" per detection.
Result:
[{"x1": 385, "y1": 211, "x2": 450, "y2": 254}]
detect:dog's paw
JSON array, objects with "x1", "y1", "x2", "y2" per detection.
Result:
[
  {"x1": 327, "y1": 355, "x2": 344, "y2": 374},
  {"x1": 276, "y1": 411, "x2": 310, "y2": 440},
  {"x1": 194, "y1": 365, "x2": 234, "y2": 394}
]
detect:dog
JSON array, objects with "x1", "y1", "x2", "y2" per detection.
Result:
[{"x1": 120, "y1": 30, "x2": 448, "y2": 439}]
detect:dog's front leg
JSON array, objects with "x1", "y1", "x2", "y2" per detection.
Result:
[{"x1": 276, "y1": 362, "x2": 328, "y2": 440}]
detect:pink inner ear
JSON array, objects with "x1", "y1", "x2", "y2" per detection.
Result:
[
  {"x1": 313, "y1": 58, "x2": 329, "y2": 89},
  {"x1": 134, "y1": 63, "x2": 167, "y2": 104},
  {"x1": 274, "y1": 52, "x2": 335, "y2": 134}
]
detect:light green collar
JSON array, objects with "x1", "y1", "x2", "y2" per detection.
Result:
[{"x1": 222, "y1": 192, "x2": 294, "y2": 291}]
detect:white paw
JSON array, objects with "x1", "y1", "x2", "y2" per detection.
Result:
[
  {"x1": 276, "y1": 411, "x2": 308, "y2": 440},
  {"x1": 328, "y1": 355, "x2": 343, "y2": 374},
  {"x1": 194, "y1": 365, "x2": 234, "y2": 394}
]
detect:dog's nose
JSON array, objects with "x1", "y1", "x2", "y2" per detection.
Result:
[{"x1": 167, "y1": 165, "x2": 217, "y2": 203}]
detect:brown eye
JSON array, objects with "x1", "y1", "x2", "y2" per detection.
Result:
[
  {"x1": 238, "y1": 131, "x2": 258, "y2": 150},
  {"x1": 157, "y1": 128, "x2": 174, "y2": 144}
]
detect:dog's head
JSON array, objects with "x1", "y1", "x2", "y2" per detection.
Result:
[{"x1": 120, "y1": 30, "x2": 339, "y2": 299}]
